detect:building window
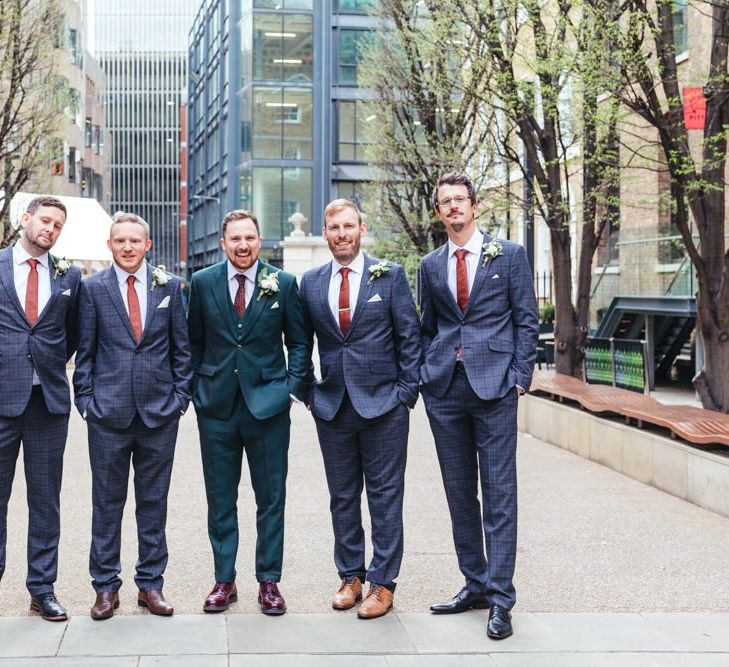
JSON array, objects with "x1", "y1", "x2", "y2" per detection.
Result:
[
  {"x1": 337, "y1": 100, "x2": 371, "y2": 162},
  {"x1": 68, "y1": 29, "x2": 82, "y2": 67},
  {"x1": 657, "y1": 168, "x2": 684, "y2": 264},
  {"x1": 85, "y1": 118, "x2": 92, "y2": 148},
  {"x1": 253, "y1": 86, "x2": 312, "y2": 160},
  {"x1": 252, "y1": 13, "x2": 313, "y2": 83},
  {"x1": 67, "y1": 147, "x2": 76, "y2": 182},
  {"x1": 338, "y1": 29, "x2": 372, "y2": 85},
  {"x1": 337, "y1": 181, "x2": 368, "y2": 211},
  {"x1": 249, "y1": 166, "x2": 312, "y2": 240},
  {"x1": 93, "y1": 125, "x2": 101, "y2": 154},
  {"x1": 672, "y1": 0, "x2": 688, "y2": 54},
  {"x1": 337, "y1": 0, "x2": 376, "y2": 12},
  {"x1": 253, "y1": 0, "x2": 313, "y2": 9}
]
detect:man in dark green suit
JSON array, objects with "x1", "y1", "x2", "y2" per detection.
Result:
[{"x1": 187, "y1": 209, "x2": 310, "y2": 615}]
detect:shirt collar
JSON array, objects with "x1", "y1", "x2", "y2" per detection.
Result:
[
  {"x1": 227, "y1": 259, "x2": 258, "y2": 284},
  {"x1": 448, "y1": 229, "x2": 484, "y2": 258},
  {"x1": 13, "y1": 242, "x2": 49, "y2": 270},
  {"x1": 332, "y1": 251, "x2": 364, "y2": 276},
  {"x1": 113, "y1": 261, "x2": 147, "y2": 286}
]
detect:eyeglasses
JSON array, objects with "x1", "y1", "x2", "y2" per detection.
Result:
[{"x1": 437, "y1": 196, "x2": 470, "y2": 208}]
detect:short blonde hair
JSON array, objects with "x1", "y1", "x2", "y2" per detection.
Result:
[
  {"x1": 110, "y1": 211, "x2": 150, "y2": 239},
  {"x1": 324, "y1": 198, "x2": 362, "y2": 226}
]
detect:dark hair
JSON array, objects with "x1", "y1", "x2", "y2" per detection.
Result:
[
  {"x1": 431, "y1": 172, "x2": 478, "y2": 210},
  {"x1": 25, "y1": 196, "x2": 67, "y2": 219},
  {"x1": 221, "y1": 209, "x2": 260, "y2": 237}
]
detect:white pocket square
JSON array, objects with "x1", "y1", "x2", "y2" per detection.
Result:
[
  {"x1": 157, "y1": 296, "x2": 170, "y2": 308},
  {"x1": 367, "y1": 293, "x2": 382, "y2": 303},
  {"x1": 491, "y1": 274, "x2": 500, "y2": 280},
  {"x1": 270, "y1": 301, "x2": 280, "y2": 310},
  {"x1": 61, "y1": 288, "x2": 71, "y2": 296}
]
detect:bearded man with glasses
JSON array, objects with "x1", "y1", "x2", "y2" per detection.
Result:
[{"x1": 419, "y1": 172, "x2": 538, "y2": 640}]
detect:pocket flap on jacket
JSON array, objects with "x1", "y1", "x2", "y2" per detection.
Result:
[
  {"x1": 488, "y1": 339, "x2": 514, "y2": 353},
  {"x1": 262, "y1": 366, "x2": 287, "y2": 380},
  {"x1": 196, "y1": 363, "x2": 218, "y2": 377}
]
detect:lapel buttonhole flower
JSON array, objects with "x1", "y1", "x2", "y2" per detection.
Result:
[{"x1": 151, "y1": 265, "x2": 170, "y2": 291}]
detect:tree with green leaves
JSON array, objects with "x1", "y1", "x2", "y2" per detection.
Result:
[
  {"x1": 0, "y1": 0, "x2": 67, "y2": 248},
  {"x1": 615, "y1": 0, "x2": 729, "y2": 412}
]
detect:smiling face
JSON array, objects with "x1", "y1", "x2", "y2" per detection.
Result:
[
  {"x1": 20, "y1": 205, "x2": 66, "y2": 257},
  {"x1": 434, "y1": 183, "x2": 478, "y2": 243},
  {"x1": 221, "y1": 216, "x2": 261, "y2": 272},
  {"x1": 323, "y1": 206, "x2": 366, "y2": 266},
  {"x1": 108, "y1": 221, "x2": 152, "y2": 274}
]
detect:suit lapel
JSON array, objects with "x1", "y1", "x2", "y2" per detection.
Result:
[
  {"x1": 240, "y1": 261, "x2": 268, "y2": 336},
  {"x1": 436, "y1": 244, "x2": 462, "y2": 318},
  {"x1": 140, "y1": 262, "x2": 157, "y2": 342},
  {"x1": 315, "y1": 262, "x2": 343, "y2": 339},
  {"x1": 465, "y1": 234, "x2": 497, "y2": 314},
  {"x1": 211, "y1": 261, "x2": 232, "y2": 326},
  {"x1": 0, "y1": 246, "x2": 27, "y2": 323},
  {"x1": 346, "y1": 254, "x2": 375, "y2": 337},
  {"x1": 103, "y1": 267, "x2": 138, "y2": 343}
]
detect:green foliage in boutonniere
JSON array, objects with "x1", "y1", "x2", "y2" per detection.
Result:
[
  {"x1": 482, "y1": 239, "x2": 503, "y2": 268},
  {"x1": 151, "y1": 265, "x2": 170, "y2": 291},
  {"x1": 257, "y1": 267, "x2": 280, "y2": 300},
  {"x1": 367, "y1": 260, "x2": 391, "y2": 285},
  {"x1": 52, "y1": 256, "x2": 70, "y2": 279}
]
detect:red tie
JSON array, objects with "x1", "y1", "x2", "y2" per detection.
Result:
[
  {"x1": 127, "y1": 275, "x2": 143, "y2": 342},
  {"x1": 338, "y1": 267, "x2": 351, "y2": 335},
  {"x1": 234, "y1": 274, "x2": 246, "y2": 317},
  {"x1": 455, "y1": 248, "x2": 469, "y2": 311},
  {"x1": 25, "y1": 258, "x2": 39, "y2": 326}
]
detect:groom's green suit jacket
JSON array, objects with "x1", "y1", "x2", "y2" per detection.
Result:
[{"x1": 187, "y1": 259, "x2": 310, "y2": 421}]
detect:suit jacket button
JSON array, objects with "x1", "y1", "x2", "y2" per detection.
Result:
[
  {"x1": 27, "y1": 354, "x2": 32, "y2": 359},
  {"x1": 237, "y1": 344, "x2": 242, "y2": 348},
  {"x1": 233, "y1": 369, "x2": 239, "y2": 374},
  {"x1": 237, "y1": 323, "x2": 243, "y2": 329}
]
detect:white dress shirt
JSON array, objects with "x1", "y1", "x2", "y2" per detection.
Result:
[
  {"x1": 447, "y1": 229, "x2": 484, "y2": 303},
  {"x1": 327, "y1": 251, "x2": 365, "y2": 323},
  {"x1": 13, "y1": 243, "x2": 51, "y2": 385},
  {"x1": 113, "y1": 262, "x2": 148, "y2": 329},
  {"x1": 227, "y1": 260, "x2": 258, "y2": 308}
]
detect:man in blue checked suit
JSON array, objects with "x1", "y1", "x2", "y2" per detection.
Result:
[
  {"x1": 0, "y1": 196, "x2": 81, "y2": 622},
  {"x1": 73, "y1": 212, "x2": 192, "y2": 620},
  {"x1": 421, "y1": 173, "x2": 538, "y2": 640},
  {"x1": 299, "y1": 199, "x2": 421, "y2": 619}
]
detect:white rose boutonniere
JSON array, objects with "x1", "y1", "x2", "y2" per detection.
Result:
[
  {"x1": 151, "y1": 265, "x2": 170, "y2": 291},
  {"x1": 257, "y1": 267, "x2": 280, "y2": 300},
  {"x1": 52, "y1": 256, "x2": 70, "y2": 279},
  {"x1": 482, "y1": 239, "x2": 503, "y2": 268},
  {"x1": 367, "y1": 260, "x2": 391, "y2": 285}
]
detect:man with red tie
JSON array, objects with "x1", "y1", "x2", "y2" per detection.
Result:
[
  {"x1": 74, "y1": 212, "x2": 192, "y2": 620},
  {"x1": 420, "y1": 173, "x2": 538, "y2": 640},
  {"x1": 0, "y1": 196, "x2": 81, "y2": 621}
]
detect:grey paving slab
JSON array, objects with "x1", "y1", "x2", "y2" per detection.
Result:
[
  {"x1": 386, "y1": 656, "x2": 497, "y2": 666},
  {"x1": 640, "y1": 613, "x2": 729, "y2": 652},
  {"x1": 0, "y1": 660, "x2": 136, "y2": 667},
  {"x1": 140, "y1": 657, "x2": 229, "y2": 667},
  {"x1": 230, "y1": 656, "x2": 388, "y2": 667},
  {"x1": 492, "y1": 654, "x2": 729, "y2": 667},
  {"x1": 534, "y1": 613, "x2": 680, "y2": 652},
  {"x1": 58, "y1": 615, "x2": 227, "y2": 657},
  {"x1": 397, "y1": 612, "x2": 558, "y2": 653},
  {"x1": 0, "y1": 618, "x2": 65, "y2": 658},
  {"x1": 226, "y1": 612, "x2": 416, "y2": 654}
]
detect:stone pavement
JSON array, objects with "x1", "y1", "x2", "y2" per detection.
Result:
[{"x1": 3, "y1": 390, "x2": 729, "y2": 663}]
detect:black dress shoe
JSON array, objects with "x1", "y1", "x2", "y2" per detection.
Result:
[
  {"x1": 30, "y1": 593, "x2": 68, "y2": 622},
  {"x1": 430, "y1": 588, "x2": 490, "y2": 614},
  {"x1": 487, "y1": 605, "x2": 513, "y2": 639}
]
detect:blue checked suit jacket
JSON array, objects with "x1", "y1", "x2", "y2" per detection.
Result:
[
  {"x1": 419, "y1": 235, "x2": 539, "y2": 400},
  {"x1": 300, "y1": 254, "x2": 422, "y2": 421},
  {"x1": 73, "y1": 263, "x2": 193, "y2": 430},
  {"x1": 0, "y1": 245, "x2": 81, "y2": 417}
]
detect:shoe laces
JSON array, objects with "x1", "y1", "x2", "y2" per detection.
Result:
[{"x1": 367, "y1": 585, "x2": 385, "y2": 601}]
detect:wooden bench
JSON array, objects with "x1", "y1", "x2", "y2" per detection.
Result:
[{"x1": 529, "y1": 371, "x2": 729, "y2": 447}]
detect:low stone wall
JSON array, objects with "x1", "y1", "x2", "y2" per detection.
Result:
[{"x1": 518, "y1": 394, "x2": 729, "y2": 519}]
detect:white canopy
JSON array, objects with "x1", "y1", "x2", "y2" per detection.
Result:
[{"x1": 11, "y1": 192, "x2": 112, "y2": 261}]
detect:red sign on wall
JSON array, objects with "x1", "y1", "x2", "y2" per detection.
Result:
[{"x1": 683, "y1": 87, "x2": 706, "y2": 130}]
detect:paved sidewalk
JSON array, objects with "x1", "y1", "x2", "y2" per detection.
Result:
[{"x1": 3, "y1": 611, "x2": 729, "y2": 665}]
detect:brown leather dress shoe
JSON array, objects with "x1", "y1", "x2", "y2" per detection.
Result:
[
  {"x1": 203, "y1": 582, "x2": 237, "y2": 613},
  {"x1": 258, "y1": 581, "x2": 286, "y2": 615},
  {"x1": 138, "y1": 589, "x2": 174, "y2": 616},
  {"x1": 91, "y1": 591, "x2": 119, "y2": 621},
  {"x1": 332, "y1": 576, "x2": 363, "y2": 610},
  {"x1": 357, "y1": 584, "x2": 393, "y2": 619}
]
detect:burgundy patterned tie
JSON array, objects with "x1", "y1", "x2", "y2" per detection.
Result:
[
  {"x1": 338, "y1": 267, "x2": 351, "y2": 335},
  {"x1": 127, "y1": 275, "x2": 143, "y2": 342},
  {"x1": 234, "y1": 274, "x2": 246, "y2": 317},
  {"x1": 455, "y1": 248, "x2": 469, "y2": 312},
  {"x1": 25, "y1": 258, "x2": 39, "y2": 325}
]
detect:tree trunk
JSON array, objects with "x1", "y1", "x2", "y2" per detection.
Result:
[
  {"x1": 550, "y1": 226, "x2": 580, "y2": 376},
  {"x1": 693, "y1": 288, "x2": 729, "y2": 413}
]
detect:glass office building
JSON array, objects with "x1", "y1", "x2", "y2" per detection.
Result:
[
  {"x1": 187, "y1": 0, "x2": 376, "y2": 272},
  {"x1": 88, "y1": 0, "x2": 200, "y2": 272}
]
